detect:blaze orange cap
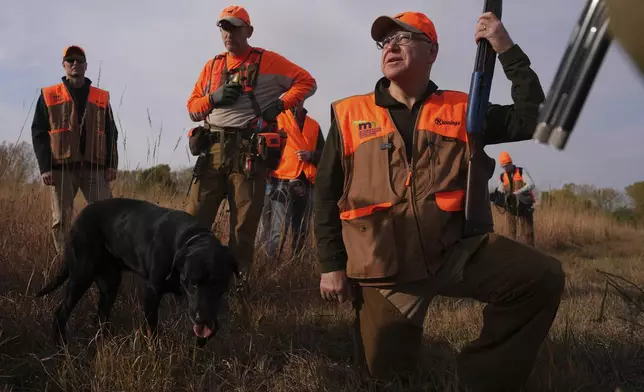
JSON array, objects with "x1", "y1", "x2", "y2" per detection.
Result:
[
  {"x1": 498, "y1": 151, "x2": 512, "y2": 166},
  {"x1": 218, "y1": 5, "x2": 251, "y2": 27},
  {"x1": 371, "y1": 11, "x2": 438, "y2": 43},
  {"x1": 62, "y1": 45, "x2": 86, "y2": 59}
]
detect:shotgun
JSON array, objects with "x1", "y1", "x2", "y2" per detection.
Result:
[
  {"x1": 463, "y1": 0, "x2": 502, "y2": 237},
  {"x1": 532, "y1": 0, "x2": 612, "y2": 150},
  {"x1": 186, "y1": 149, "x2": 208, "y2": 197}
]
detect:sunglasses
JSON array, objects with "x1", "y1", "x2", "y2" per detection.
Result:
[{"x1": 64, "y1": 57, "x2": 86, "y2": 64}]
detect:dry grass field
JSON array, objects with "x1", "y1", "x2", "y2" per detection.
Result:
[{"x1": 1, "y1": 178, "x2": 643, "y2": 392}]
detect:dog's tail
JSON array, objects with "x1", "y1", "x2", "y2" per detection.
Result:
[{"x1": 36, "y1": 239, "x2": 74, "y2": 297}]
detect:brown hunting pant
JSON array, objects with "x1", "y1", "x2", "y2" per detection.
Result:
[
  {"x1": 356, "y1": 233, "x2": 565, "y2": 391},
  {"x1": 186, "y1": 161, "x2": 267, "y2": 274},
  {"x1": 506, "y1": 202, "x2": 535, "y2": 247},
  {"x1": 51, "y1": 168, "x2": 112, "y2": 254}
]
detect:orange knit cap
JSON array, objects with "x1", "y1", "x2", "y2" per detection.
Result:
[{"x1": 498, "y1": 151, "x2": 512, "y2": 166}]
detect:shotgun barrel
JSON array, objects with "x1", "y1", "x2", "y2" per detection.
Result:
[
  {"x1": 463, "y1": 0, "x2": 502, "y2": 237},
  {"x1": 533, "y1": 0, "x2": 612, "y2": 150}
]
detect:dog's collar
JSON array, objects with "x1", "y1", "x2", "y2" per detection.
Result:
[
  {"x1": 166, "y1": 230, "x2": 213, "y2": 281},
  {"x1": 182, "y1": 230, "x2": 213, "y2": 248}
]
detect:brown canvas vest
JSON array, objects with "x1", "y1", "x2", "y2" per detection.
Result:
[
  {"x1": 333, "y1": 90, "x2": 475, "y2": 285},
  {"x1": 42, "y1": 83, "x2": 110, "y2": 166},
  {"x1": 272, "y1": 111, "x2": 319, "y2": 183},
  {"x1": 501, "y1": 167, "x2": 535, "y2": 202}
]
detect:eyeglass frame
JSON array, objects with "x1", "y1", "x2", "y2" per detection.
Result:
[{"x1": 376, "y1": 31, "x2": 433, "y2": 50}]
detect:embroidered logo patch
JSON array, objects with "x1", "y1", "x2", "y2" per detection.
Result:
[{"x1": 352, "y1": 120, "x2": 382, "y2": 138}]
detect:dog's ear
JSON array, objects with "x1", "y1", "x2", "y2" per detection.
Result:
[{"x1": 168, "y1": 244, "x2": 189, "y2": 281}]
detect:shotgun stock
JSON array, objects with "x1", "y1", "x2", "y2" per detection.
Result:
[
  {"x1": 533, "y1": 0, "x2": 612, "y2": 150},
  {"x1": 463, "y1": 0, "x2": 502, "y2": 237},
  {"x1": 186, "y1": 149, "x2": 208, "y2": 197}
]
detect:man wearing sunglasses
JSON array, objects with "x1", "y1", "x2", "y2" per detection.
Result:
[
  {"x1": 314, "y1": 11, "x2": 564, "y2": 391},
  {"x1": 31, "y1": 45, "x2": 118, "y2": 256},
  {"x1": 186, "y1": 5, "x2": 316, "y2": 284}
]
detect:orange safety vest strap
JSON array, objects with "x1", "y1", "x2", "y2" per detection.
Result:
[
  {"x1": 333, "y1": 93, "x2": 396, "y2": 156},
  {"x1": 87, "y1": 86, "x2": 109, "y2": 108},
  {"x1": 335, "y1": 91, "x2": 468, "y2": 157},
  {"x1": 416, "y1": 90, "x2": 469, "y2": 143},
  {"x1": 42, "y1": 84, "x2": 71, "y2": 107},
  {"x1": 435, "y1": 189, "x2": 465, "y2": 212},
  {"x1": 513, "y1": 168, "x2": 523, "y2": 181},
  {"x1": 49, "y1": 128, "x2": 70, "y2": 134},
  {"x1": 340, "y1": 202, "x2": 393, "y2": 221}
]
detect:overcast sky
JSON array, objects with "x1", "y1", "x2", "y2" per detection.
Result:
[{"x1": 1, "y1": 0, "x2": 642, "y2": 191}]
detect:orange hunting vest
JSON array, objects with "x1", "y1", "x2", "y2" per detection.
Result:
[
  {"x1": 501, "y1": 167, "x2": 535, "y2": 202},
  {"x1": 42, "y1": 82, "x2": 110, "y2": 165},
  {"x1": 271, "y1": 111, "x2": 320, "y2": 183},
  {"x1": 333, "y1": 89, "x2": 481, "y2": 285}
]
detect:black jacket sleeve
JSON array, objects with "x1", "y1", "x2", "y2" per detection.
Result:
[
  {"x1": 482, "y1": 44, "x2": 546, "y2": 145},
  {"x1": 313, "y1": 109, "x2": 347, "y2": 272},
  {"x1": 31, "y1": 91, "x2": 52, "y2": 174},
  {"x1": 105, "y1": 103, "x2": 119, "y2": 169},
  {"x1": 311, "y1": 126, "x2": 325, "y2": 166}
]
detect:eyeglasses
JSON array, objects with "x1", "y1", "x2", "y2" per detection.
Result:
[
  {"x1": 218, "y1": 21, "x2": 248, "y2": 33},
  {"x1": 64, "y1": 57, "x2": 86, "y2": 64},
  {"x1": 376, "y1": 31, "x2": 432, "y2": 50}
]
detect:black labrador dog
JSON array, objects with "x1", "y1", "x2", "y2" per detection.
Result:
[{"x1": 35, "y1": 197, "x2": 238, "y2": 347}]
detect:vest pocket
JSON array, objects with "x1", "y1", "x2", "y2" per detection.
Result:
[
  {"x1": 340, "y1": 202, "x2": 399, "y2": 279},
  {"x1": 435, "y1": 189, "x2": 465, "y2": 212},
  {"x1": 49, "y1": 128, "x2": 72, "y2": 160}
]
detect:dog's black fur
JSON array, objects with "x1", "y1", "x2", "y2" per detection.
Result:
[{"x1": 35, "y1": 197, "x2": 238, "y2": 347}]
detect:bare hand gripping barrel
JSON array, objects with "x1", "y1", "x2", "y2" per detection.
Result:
[
  {"x1": 532, "y1": 0, "x2": 612, "y2": 150},
  {"x1": 464, "y1": 0, "x2": 502, "y2": 237}
]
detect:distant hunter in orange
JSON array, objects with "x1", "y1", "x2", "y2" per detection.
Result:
[{"x1": 185, "y1": 5, "x2": 317, "y2": 289}]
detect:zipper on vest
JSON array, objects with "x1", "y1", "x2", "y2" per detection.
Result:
[
  {"x1": 408, "y1": 108, "x2": 430, "y2": 271},
  {"x1": 385, "y1": 107, "x2": 430, "y2": 272}
]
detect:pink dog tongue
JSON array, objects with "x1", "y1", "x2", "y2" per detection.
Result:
[{"x1": 193, "y1": 324, "x2": 213, "y2": 339}]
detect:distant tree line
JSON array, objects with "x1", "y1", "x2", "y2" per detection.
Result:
[
  {"x1": 540, "y1": 182, "x2": 644, "y2": 225},
  {"x1": 116, "y1": 164, "x2": 193, "y2": 194},
  {"x1": 2, "y1": 140, "x2": 643, "y2": 225}
]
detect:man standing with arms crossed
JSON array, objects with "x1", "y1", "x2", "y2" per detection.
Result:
[
  {"x1": 186, "y1": 5, "x2": 316, "y2": 284},
  {"x1": 314, "y1": 11, "x2": 565, "y2": 391},
  {"x1": 31, "y1": 45, "x2": 118, "y2": 255}
]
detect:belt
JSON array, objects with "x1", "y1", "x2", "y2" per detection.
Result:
[{"x1": 205, "y1": 126, "x2": 256, "y2": 141}]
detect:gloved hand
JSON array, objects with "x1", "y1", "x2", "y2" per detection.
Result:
[
  {"x1": 209, "y1": 83, "x2": 243, "y2": 108},
  {"x1": 261, "y1": 99, "x2": 285, "y2": 122}
]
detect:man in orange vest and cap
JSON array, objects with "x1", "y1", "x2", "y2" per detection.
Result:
[
  {"x1": 314, "y1": 10, "x2": 565, "y2": 391},
  {"x1": 31, "y1": 45, "x2": 118, "y2": 255},
  {"x1": 496, "y1": 151, "x2": 536, "y2": 246},
  {"x1": 256, "y1": 101, "x2": 325, "y2": 259},
  {"x1": 185, "y1": 5, "x2": 316, "y2": 285}
]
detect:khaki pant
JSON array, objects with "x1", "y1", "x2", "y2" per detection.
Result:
[
  {"x1": 51, "y1": 168, "x2": 112, "y2": 254},
  {"x1": 506, "y1": 202, "x2": 535, "y2": 247},
  {"x1": 356, "y1": 233, "x2": 565, "y2": 391},
  {"x1": 186, "y1": 162, "x2": 267, "y2": 273}
]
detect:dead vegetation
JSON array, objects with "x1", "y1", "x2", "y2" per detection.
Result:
[
  {"x1": 1, "y1": 127, "x2": 643, "y2": 392},
  {"x1": 0, "y1": 177, "x2": 642, "y2": 392}
]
